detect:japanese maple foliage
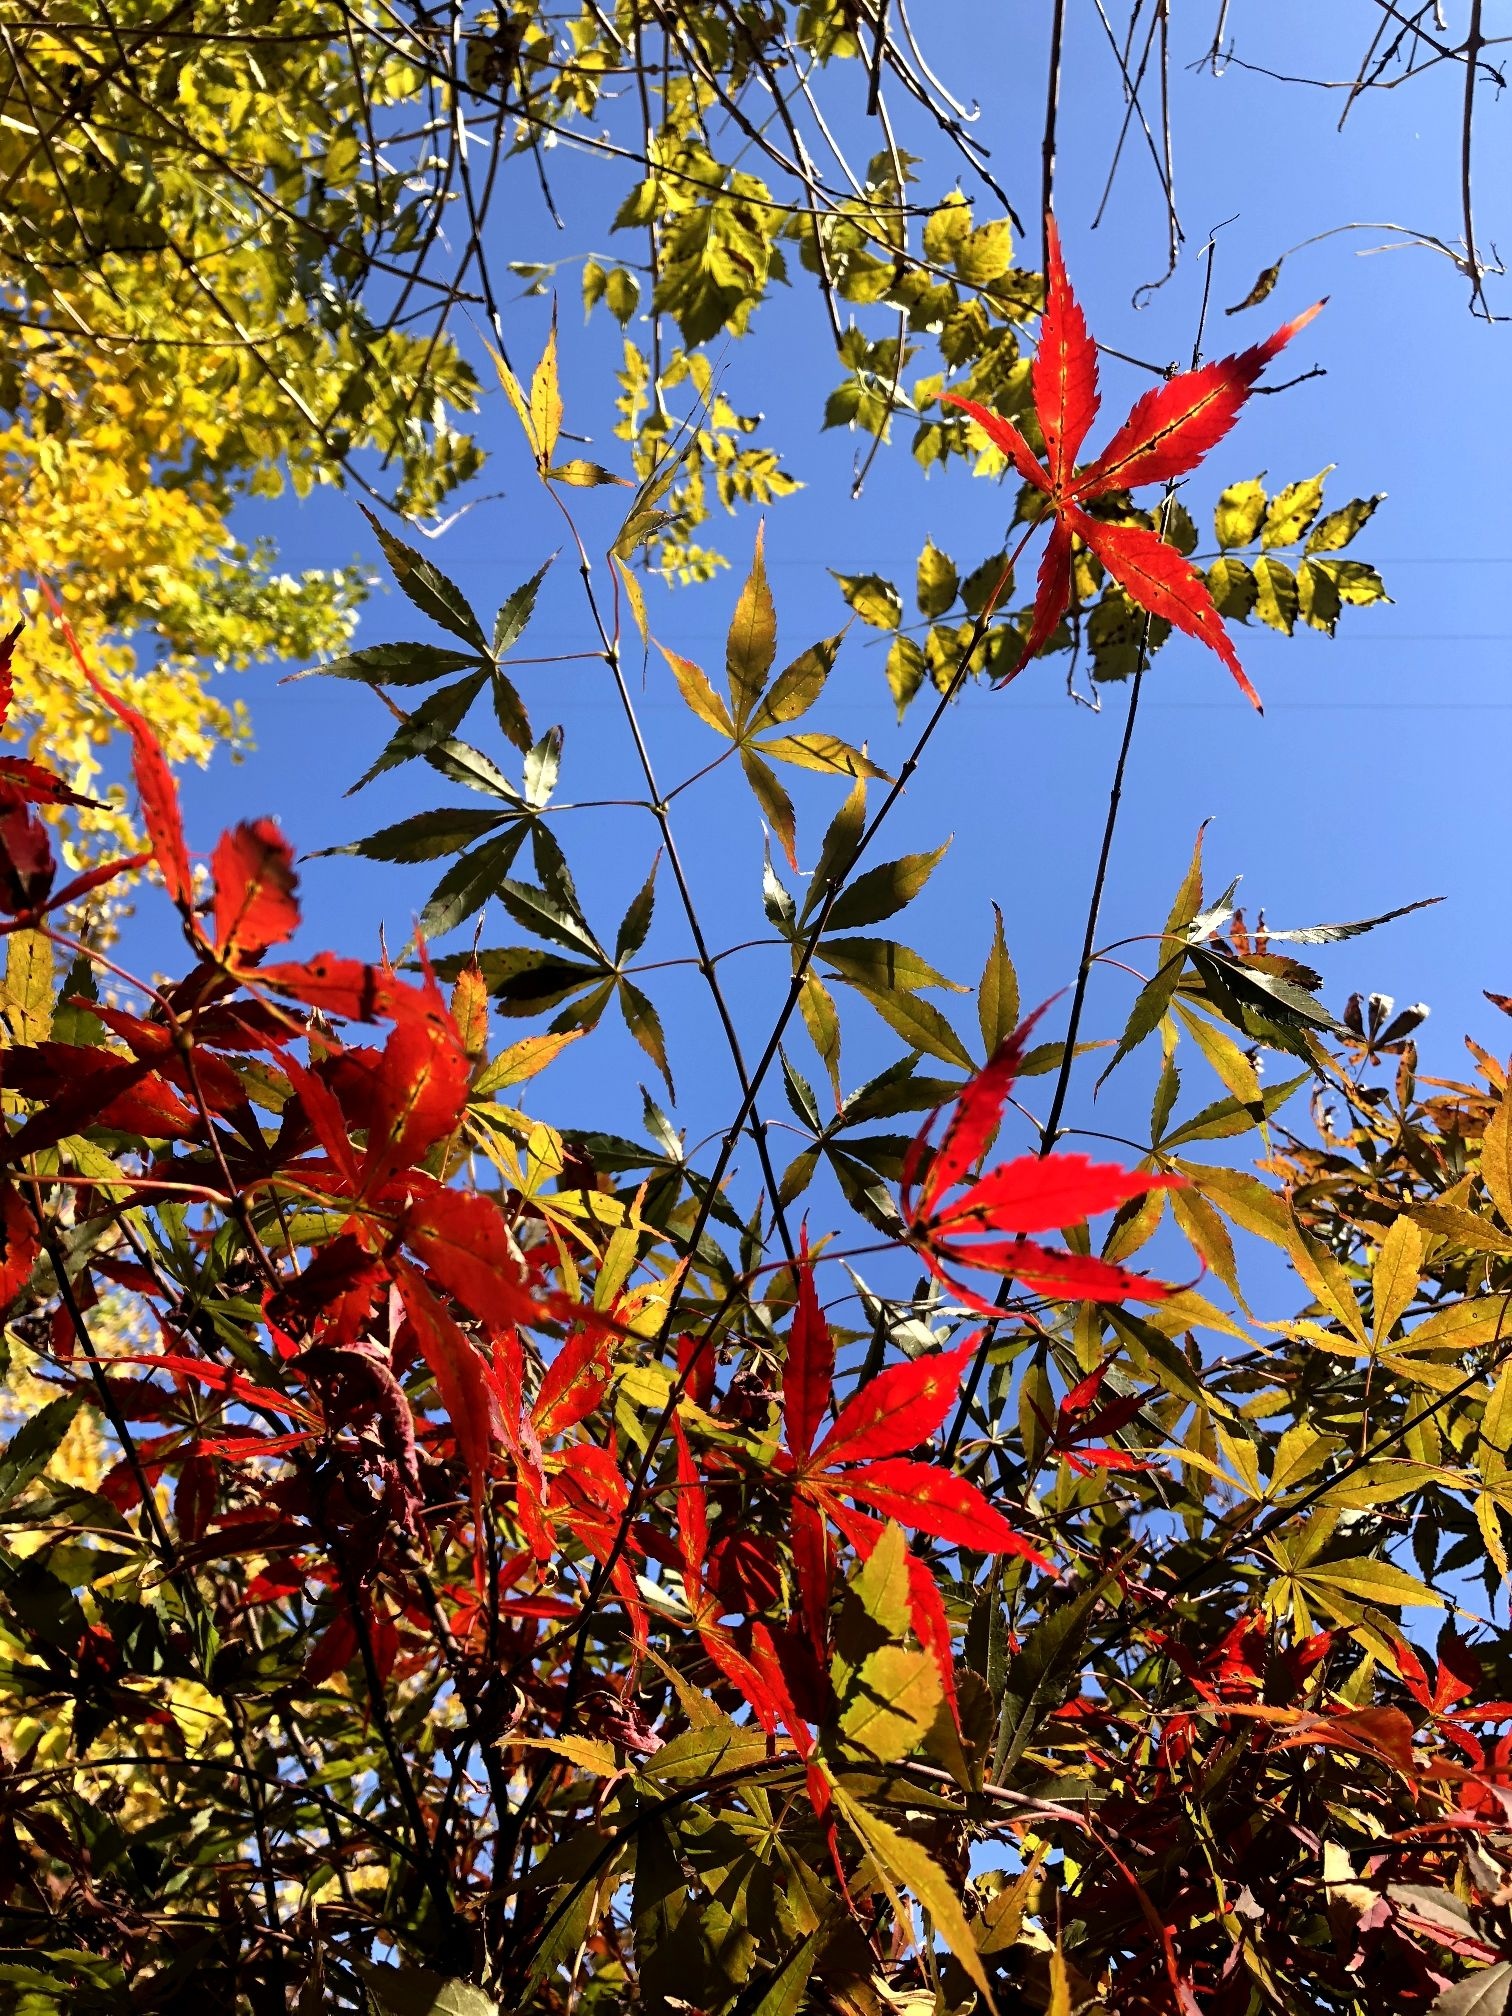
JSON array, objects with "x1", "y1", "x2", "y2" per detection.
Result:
[
  {"x1": 1, "y1": 213, "x2": 1504, "y2": 2016},
  {"x1": 945, "y1": 219, "x2": 1322, "y2": 709}
]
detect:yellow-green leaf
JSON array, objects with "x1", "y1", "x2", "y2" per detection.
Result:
[
  {"x1": 1261, "y1": 468, "x2": 1331, "y2": 548},
  {"x1": 832, "y1": 571, "x2": 903, "y2": 631},
  {"x1": 2, "y1": 929, "x2": 54, "y2": 1044},
  {"x1": 728, "y1": 523, "x2": 778, "y2": 730},
  {"x1": 1253, "y1": 555, "x2": 1298, "y2": 634},
  {"x1": 840, "y1": 1646, "x2": 943, "y2": 1762},
  {"x1": 1302, "y1": 1556, "x2": 1443, "y2": 1610},
  {"x1": 916, "y1": 538, "x2": 959, "y2": 618},
  {"x1": 741, "y1": 746, "x2": 797, "y2": 867},
  {"x1": 661, "y1": 645, "x2": 735, "y2": 739},
  {"x1": 547, "y1": 459, "x2": 629, "y2": 488},
  {"x1": 1214, "y1": 477, "x2": 1267, "y2": 551},
  {"x1": 755, "y1": 732, "x2": 887, "y2": 780},
  {"x1": 1306, "y1": 494, "x2": 1383, "y2": 553},
  {"x1": 977, "y1": 904, "x2": 1019, "y2": 1056},
  {"x1": 472, "y1": 1029, "x2": 583, "y2": 1098},
  {"x1": 799, "y1": 971, "x2": 842, "y2": 1100},
  {"x1": 885, "y1": 633, "x2": 927, "y2": 719},
  {"x1": 830, "y1": 1781, "x2": 996, "y2": 2008}
]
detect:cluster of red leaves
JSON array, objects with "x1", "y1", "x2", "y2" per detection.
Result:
[
  {"x1": 901, "y1": 1007, "x2": 1183, "y2": 1309},
  {"x1": 945, "y1": 218, "x2": 1321, "y2": 709}
]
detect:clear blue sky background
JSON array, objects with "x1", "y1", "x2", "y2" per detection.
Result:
[{"x1": 165, "y1": 2, "x2": 1510, "y2": 1259}]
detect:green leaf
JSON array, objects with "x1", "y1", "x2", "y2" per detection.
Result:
[
  {"x1": 349, "y1": 672, "x2": 489, "y2": 792},
  {"x1": 827, "y1": 844, "x2": 948, "y2": 933},
  {"x1": 524, "y1": 726, "x2": 563, "y2": 808},
  {"x1": 1159, "y1": 1071, "x2": 1308, "y2": 1148},
  {"x1": 619, "y1": 980, "x2": 673, "y2": 1097},
  {"x1": 492, "y1": 558, "x2": 554, "y2": 658},
  {"x1": 449, "y1": 948, "x2": 605, "y2": 1016},
  {"x1": 1306, "y1": 493, "x2": 1383, "y2": 553},
  {"x1": 303, "y1": 642, "x2": 480, "y2": 686},
  {"x1": 1261, "y1": 469, "x2": 1331, "y2": 548},
  {"x1": 993, "y1": 1576, "x2": 1104, "y2": 1778},
  {"x1": 959, "y1": 551, "x2": 1013, "y2": 618},
  {"x1": 500, "y1": 877, "x2": 604, "y2": 963},
  {"x1": 977, "y1": 904, "x2": 1019, "y2": 1055},
  {"x1": 421, "y1": 832, "x2": 529, "y2": 940},
  {"x1": 605, "y1": 266, "x2": 641, "y2": 324},
  {"x1": 1214, "y1": 477, "x2": 1267, "y2": 551},
  {"x1": 843, "y1": 981, "x2": 974, "y2": 1070},
  {"x1": 1431, "y1": 1963, "x2": 1512, "y2": 2016},
  {"x1": 330, "y1": 807, "x2": 508, "y2": 864},
  {"x1": 1088, "y1": 590, "x2": 1167, "y2": 683},
  {"x1": 731, "y1": 1931, "x2": 826, "y2": 2016},
  {"x1": 0, "y1": 1395, "x2": 82, "y2": 1512},
  {"x1": 1261, "y1": 895, "x2": 1440, "y2": 946},
  {"x1": 1207, "y1": 556, "x2": 1257, "y2": 621},
  {"x1": 727, "y1": 523, "x2": 777, "y2": 730},
  {"x1": 361, "y1": 506, "x2": 490, "y2": 653},
  {"x1": 490, "y1": 669, "x2": 534, "y2": 754},
  {"x1": 922, "y1": 194, "x2": 972, "y2": 264},
  {"x1": 753, "y1": 635, "x2": 841, "y2": 730},
  {"x1": 820, "y1": 937, "x2": 960, "y2": 996},
  {"x1": 916, "y1": 538, "x2": 958, "y2": 618},
  {"x1": 1301, "y1": 1556, "x2": 1444, "y2": 1610},
  {"x1": 831, "y1": 571, "x2": 903, "y2": 631},
  {"x1": 803, "y1": 779, "x2": 867, "y2": 928},
  {"x1": 616, "y1": 855, "x2": 660, "y2": 964},
  {"x1": 1298, "y1": 559, "x2": 1342, "y2": 635},
  {"x1": 426, "y1": 739, "x2": 523, "y2": 801}
]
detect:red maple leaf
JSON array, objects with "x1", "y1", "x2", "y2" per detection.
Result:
[
  {"x1": 943, "y1": 217, "x2": 1321, "y2": 711},
  {"x1": 902, "y1": 1013, "x2": 1183, "y2": 1307},
  {"x1": 782, "y1": 1242, "x2": 1049, "y2": 1567},
  {"x1": 211, "y1": 819, "x2": 301, "y2": 963}
]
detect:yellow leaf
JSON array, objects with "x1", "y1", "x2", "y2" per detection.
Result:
[
  {"x1": 472, "y1": 1029, "x2": 583, "y2": 1098},
  {"x1": 1371, "y1": 1215, "x2": 1424, "y2": 1347},
  {"x1": 529, "y1": 311, "x2": 563, "y2": 467},
  {"x1": 1485, "y1": 1094, "x2": 1512, "y2": 1228},
  {"x1": 1048, "y1": 1940, "x2": 1072, "y2": 2016},
  {"x1": 487, "y1": 338, "x2": 536, "y2": 455},
  {"x1": 522, "y1": 1736, "x2": 621, "y2": 1775},
  {"x1": 548, "y1": 459, "x2": 629, "y2": 488},
  {"x1": 1285, "y1": 1217, "x2": 1367, "y2": 1346}
]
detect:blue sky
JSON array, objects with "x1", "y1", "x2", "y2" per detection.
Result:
[{"x1": 169, "y1": 3, "x2": 1511, "y2": 1250}]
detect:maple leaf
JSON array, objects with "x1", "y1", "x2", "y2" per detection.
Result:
[
  {"x1": 902, "y1": 1013, "x2": 1183, "y2": 1305},
  {"x1": 781, "y1": 1256, "x2": 1048, "y2": 1566},
  {"x1": 211, "y1": 819, "x2": 301, "y2": 962},
  {"x1": 943, "y1": 216, "x2": 1322, "y2": 710},
  {"x1": 42, "y1": 578, "x2": 195, "y2": 907},
  {"x1": 0, "y1": 1180, "x2": 40, "y2": 1311}
]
